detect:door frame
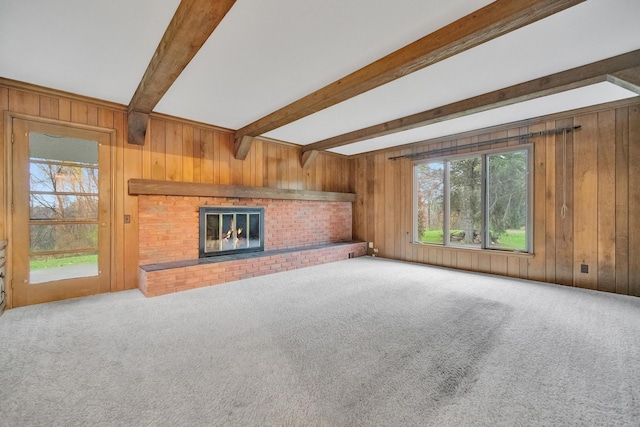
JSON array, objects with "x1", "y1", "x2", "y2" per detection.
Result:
[{"x1": 3, "y1": 112, "x2": 117, "y2": 308}]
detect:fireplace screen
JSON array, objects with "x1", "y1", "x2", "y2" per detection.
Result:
[{"x1": 199, "y1": 207, "x2": 264, "y2": 257}]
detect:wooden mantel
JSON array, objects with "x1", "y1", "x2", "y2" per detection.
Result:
[{"x1": 128, "y1": 179, "x2": 357, "y2": 203}]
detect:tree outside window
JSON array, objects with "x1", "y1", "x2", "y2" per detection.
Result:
[{"x1": 415, "y1": 146, "x2": 530, "y2": 252}]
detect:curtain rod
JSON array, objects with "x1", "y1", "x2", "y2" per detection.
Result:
[{"x1": 388, "y1": 125, "x2": 581, "y2": 161}]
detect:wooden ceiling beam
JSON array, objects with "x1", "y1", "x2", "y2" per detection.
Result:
[
  {"x1": 234, "y1": 135, "x2": 254, "y2": 160},
  {"x1": 127, "y1": 0, "x2": 236, "y2": 145},
  {"x1": 234, "y1": 0, "x2": 585, "y2": 142},
  {"x1": 302, "y1": 50, "x2": 640, "y2": 152},
  {"x1": 300, "y1": 150, "x2": 319, "y2": 169}
]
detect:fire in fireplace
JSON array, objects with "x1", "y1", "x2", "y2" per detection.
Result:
[{"x1": 199, "y1": 207, "x2": 264, "y2": 258}]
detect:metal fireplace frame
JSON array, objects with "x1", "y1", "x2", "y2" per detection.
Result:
[{"x1": 198, "y1": 206, "x2": 265, "y2": 258}]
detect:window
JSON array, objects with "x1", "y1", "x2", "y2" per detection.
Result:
[{"x1": 414, "y1": 146, "x2": 531, "y2": 253}]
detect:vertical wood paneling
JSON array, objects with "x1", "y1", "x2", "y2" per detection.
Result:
[
  {"x1": 224, "y1": 132, "x2": 236, "y2": 185},
  {"x1": 218, "y1": 132, "x2": 231, "y2": 185},
  {"x1": 507, "y1": 256, "x2": 520, "y2": 277},
  {"x1": 315, "y1": 154, "x2": 325, "y2": 191},
  {"x1": 290, "y1": 147, "x2": 302, "y2": 190},
  {"x1": 555, "y1": 118, "x2": 574, "y2": 287},
  {"x1": 393, "y1": 154, "x2": 403, "y2": 259},
  {"x1": 228, "y1": 133, "x2": 246, "y2": 185},
  {"x1": 59, "y1": 98, "x2": 71, "y2": 122},
  {"x1": 142, "y1": 122, "x2": 152, "y2": 180},
  {"x1": 529, "y1": 123, "x2": 546, "y2": 282},
  {"x1": 243, "y1": 141, "x2": 254, "y2": 187},
  {"x1": 2, "y1": 82, "x2": 638, "y2": 305},
  {"x1": 192, "y1": 129, "x2": 202, "y2": 183},
  {"x1": 211, "y1": 130, "x2": 220, "y2": 184},
  {"x1": 39, "y1": 96, "x2": 59, "y2": 119},
  {"x1": 629, "y1": 106, "x2": 640, "y2": 297},
  {"x1": 276, "y1": 145, "x2": 285, "y2": 189},
  {"x1": 353, "y1": 157, "x2": 365, "y2": 242},
  {"x1": 182, "y1": 126, "x2": 194, "y2": 183},
  {"x1": 615, "y1": 108, "x2": 629, "y2": 295},
  {"x1": 400, "y1": 152, "x2": 412, "y2": 261},
  {"x1": 98, "y1": 108, "x2": 113, "y2": 129},
  {"x1": 366, "y1": 156, "x2": 375, "y2": 247},
  {"x1": 266, "y1": 143, "x2": 277, "y2": 188},
  {"x1": 428, "y1": 247, "x2": 437, "y2": 265},
  {"x1": 352, "y1": 101, "x2": 639, "y2": 296},
  {"x1": 478, "y1": 253, "x2": 491, "y2": 273},
  {"x1": 165, "y1": 121, "x2": 183, "y2": 181},
  {"x1": 201, "y1": 130, "x2": 214, "y2": 183},
  {"x1": 490, "y1": 255, "x2": 507, "y2": 276},
  {"x1": 573, "y1": 113, "x2": 598, "y2": 290},
  {"x1": 375, "y1": 152, "x2": 385, "y2": 254},
  {"x1": 87, "y1": 105, "x2": 98, "y2": 126},
  {"x1": 112, "y1": 111, "x2": 125, "y2": 291},
  {"x1": 0, "y1": 87, "x2": 7, "y2": 236},
  {"x1": 442, "y1": 249, "x2": 452, "y2": 267},
  {"x1": 519, "y1": 258, "x2": 529, "y2": 278},
  {"x1": 597, "y1": 110, "x2": 616, "y2": 293},
  {"x1": 71, "y1": 101, "x2": 89, "y2": 124},
  {"x1": 304, "y1": 149, "x2": 316, "y2": 191},
  {"x1": 254, "y1": 140, "x2": 264, "y2": 187},
  {"x1": 121, "y1": 113, "x2": 142, "y2": 290},
  {"x1": 150, "y1": 119, "x2": 166, "y2": 181},
  {"x1": 457, "y1": 251, "x2": 472, "y2": 270},
  {"x1": 2, "y1": 83, "x2": 358, "y2": 307},
  {"x1": 9, "y1": 90, "x2": 39, "y2": 115},
  {"x1": 544, "y1": 121, "x2": 556, "y2": 283},
  {"x1": 383, "y1": 151, "x2": 395, "y2": 257}
]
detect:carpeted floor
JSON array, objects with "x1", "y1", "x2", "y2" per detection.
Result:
[{"x1": 0, "y1": 257, "x2": 639, "y2": 426}]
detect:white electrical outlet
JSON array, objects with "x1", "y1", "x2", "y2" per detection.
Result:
[
  {"x1": 368, "y1": 242, "x2": 374, "y2": 248},
  {"x1": 373, "y1": 248, "x2": 379, "y2": 253}
]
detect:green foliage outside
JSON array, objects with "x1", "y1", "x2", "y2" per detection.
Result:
[
  {"x1": 419, "y1": 228, "x2": 526, "y2": 250},
  {"x1": 416, "y1": 149, "x2": 527, "y2": 251},
  {"x1": 30, "y1": 254, "x2": 98, "y2": 270},
  {"x1": 421, "y1": 229, "x2": 444, "y2": 244},
  {"x1": 494, "y1": 229, "x2": 526, "y2": 250}
]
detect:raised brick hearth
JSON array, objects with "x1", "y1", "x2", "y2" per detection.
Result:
[
  {"x1": 140, "y1": 241, "x2": 367, "y2": 297},
  {"x1": 138, "y1": 195, "x2": 365, "y2": 296}
]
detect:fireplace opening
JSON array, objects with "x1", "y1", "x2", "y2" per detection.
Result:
[{"x1": 199, "y1": 207, "x2": 264, "y2": 258}]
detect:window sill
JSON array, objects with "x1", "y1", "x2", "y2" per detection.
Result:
[{"x1": 410, "y1": 242, "x2": 534, "y2": 258}]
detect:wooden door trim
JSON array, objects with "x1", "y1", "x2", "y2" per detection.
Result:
[{"x1": 3, "y1": 112, "x2": 117, "y2": 308}]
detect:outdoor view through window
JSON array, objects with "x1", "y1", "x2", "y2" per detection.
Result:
[
  {"x1": 415, "y1": 147, "x2": 530, "y2": 252},
  {"x1": 29, "y1": 133, "x2": 99, "y2": 283}
]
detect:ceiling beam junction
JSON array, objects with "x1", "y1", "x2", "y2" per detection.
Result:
[
  {"x1": 234, "y1": 0, "x2": 586, "y2": 145},
  {"x1": 127, "y1": 0, "x2": 236, "y2": 145},
  {"x1": 302, "y1": 49, "x2": 640, "y2": 153},
  {"x1": 234, "y1": 135, "x2": 254, "y2": 160},
  {"x1": 300, "y1": 150, "x2": 319, "y2": 169},
  {"x1": 608, "y1": 65, "x2": 640, "y2": 94}
]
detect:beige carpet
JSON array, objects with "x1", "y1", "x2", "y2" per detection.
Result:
[{"x1": 0, "y1": 257, "x2": 639, "y2": 426}]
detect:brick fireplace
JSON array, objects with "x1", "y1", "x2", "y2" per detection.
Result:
[{"x1": 137, "y1": 193, "x2": 366, "y2": 296}]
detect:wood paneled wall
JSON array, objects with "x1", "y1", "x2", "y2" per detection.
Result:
[
  {"x1": 3, "y1": 81, "x2": 636, "y2": 300},
  {"x1": 353, "y1": 100, "x2": 640, "y2": 296},
  {"x1": 0, "y1": 82, "x2": 354, "y2": 307},
  {"x1": 141, "y1": 118, "x2": 354, "y2": 192}
]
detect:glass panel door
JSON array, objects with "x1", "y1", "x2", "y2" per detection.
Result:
[
  {"x1": 11, "y1": 118, "x2": 111, "y2": 307},
  {"x1": 29, "y1": 133, "x2": 99, "y2": 283}
]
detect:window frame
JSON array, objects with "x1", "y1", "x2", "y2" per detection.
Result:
[{"x1": 413, "y1": 144, "x2": 533, "y2": 254}]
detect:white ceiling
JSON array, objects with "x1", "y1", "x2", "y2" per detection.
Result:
[
  {"x1": 1, "y1": 0, "x2": 639, "y2": 156},
  {"x1": 0, "y1": 0, "x2": 180, "y2": 105},
  {"x1": 155, "y1": 0, "x2": 493, "y2": 129}
]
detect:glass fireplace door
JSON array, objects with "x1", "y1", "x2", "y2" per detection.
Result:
[{"x1": 200, "y1": 207, "x2": 264, "y2": 257}]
